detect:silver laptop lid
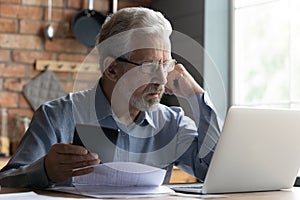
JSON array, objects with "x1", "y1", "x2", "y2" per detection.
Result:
[{"x1": 202, "y1": 106, "x2": 300, "y2": 194}]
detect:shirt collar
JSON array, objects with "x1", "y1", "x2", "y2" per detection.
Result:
[{"x1": 143, "y1": 112, "x2": 156, "y2": 128}]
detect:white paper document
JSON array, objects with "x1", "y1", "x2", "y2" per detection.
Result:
[
  {"x1": 49, "y1": 162, "x2": 175, "y2": 198},
  {"x1": 73, "y1": 161, "x2": 166, "y2": 186},
  {"x1": 0, "y1": 191, "x2": 92, "y2": 200}
]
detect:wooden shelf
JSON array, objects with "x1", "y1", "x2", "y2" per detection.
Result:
[{"x1": 35, "y1": 60, "x2": 100, "y2": 73}]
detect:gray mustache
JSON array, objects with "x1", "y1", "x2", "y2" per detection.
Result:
[{"x1": 144, "y1": 84, "x2": 164, "y2": 94}]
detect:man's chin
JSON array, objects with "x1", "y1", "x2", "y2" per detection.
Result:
[
  {"x1": 131, "y1": 94, "x2": 162, "y2": 111},
  {"x1": 147, "y1": 102, "x2": 160, "y2": 112},
  {"x1": 133, "y1": 101, "x2": 160, "y2": 112}
]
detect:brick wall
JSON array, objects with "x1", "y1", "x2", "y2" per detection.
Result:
[{"x1": 0, "y1": 0, "x2": 151, "y2": 155}]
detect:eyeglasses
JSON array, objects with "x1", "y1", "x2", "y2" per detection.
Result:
[{"x1": 116, "y1": 57, "x2": 177, "y2": 73}]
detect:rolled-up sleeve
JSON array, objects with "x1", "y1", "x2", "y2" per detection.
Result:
[
  {"x1": 0, "y1": 156, "x2": 50, "y2": 188},
  {"x1": 0, "y1": 99, "x2": 74, "y2": 188}
]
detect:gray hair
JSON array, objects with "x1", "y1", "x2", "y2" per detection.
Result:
[{"x1": 96, "y1": 7, "x2": 173, "y2": 72}]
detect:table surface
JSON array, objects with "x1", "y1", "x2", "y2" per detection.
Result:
[{"x1": 1, "y1": 187, "x2": 300, "y2": 200}]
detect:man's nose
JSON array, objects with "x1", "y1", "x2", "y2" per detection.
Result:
[{"x1": 151, "y1": 65, "x2": 168, "y2": 85}]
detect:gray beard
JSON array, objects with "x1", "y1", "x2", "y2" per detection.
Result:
[{"x1": 130, "y1": 84, "x2": 165, "y2": 111}]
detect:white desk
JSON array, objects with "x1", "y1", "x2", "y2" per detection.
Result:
[{"x1": 1, "y1": 187, "x2": 300, "y2": 199}]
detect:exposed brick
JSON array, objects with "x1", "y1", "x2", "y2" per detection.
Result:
[
  {"x1": 68, "y1": 0, "x2": 85, "y2": 9},
  {"x1": 63, "y1": 9, "x2": 78, "y2": 23},
  {"x1": 23, "y1": 0, "x2": 64, "y2": 7},
  {"x1": 19, "y1": 94, "x2": 32, "y2": 109},
  {"x1": 21, "y1": 0, "x2": 47, "y2": 6},
  {"x1": 41, "y1": 21, "x2": 70, "y2": 39},
  {"x1": 0, "y1": 63, "x2": 26, "y2": 78},
  {"x1": 45, "y1": 8, "x2": 81, "y2": 26},
  {"x1": 20, "y1": 19, "x2": 44, "y2": 34},
  {"x1": 0, "y1": 92, "x2": 18, "y2": 108},
  {"x1": 0, "y1": 78, "x2": 3, "y2": 90},
  {"x1": 68, "y1": 0, "x2": 108, "y2": 12},
  {"x1": 8, "y1": 108, "x2": 33, "y2": 119},
  {"x1": 13, "y1": 50, "x2": 56, "y2": 64},
  {"x1": 45, "y1": 8, "x2": 64, "y2": 22},
  {"x1": 45, "y1": 38, "x2": 89, "y2": 53},
  {"x1": 94, "y1": 0, "x2": 109, "y2": 12},
  {"x1": 54, "y1": 0, "x2": 65, "y2": 7},
  {"x1": 4, "y1": 78, "x2": 25, "y2": 92},
  {"x1": 0, "y1": 0, "x2": 20, "y2": 3},
  {"x1": 27, "y1": 65, "x2": 41, "y2": 78},
  {"x1": 0, "y1": 4, "x2": 43, "y2": 20},
  {"x1": 0, "y1": 34, "x2": 42, "y2": 50},
  {"x1": 0, "y1": 18, "x2": 18, "y2": 33},
  {"x1": 68, "y1": 0, "x2": 110, "y2": 12},
  {"x1": 44, "y1": 8, "x2": 80, "y2": 24},
  {"x1": 63, "y1": 9, "x2": 80, "y2": 38},
  {"x1": 55, "y1": 21, "x2": 72, "y2": 38},
  {"x1": 0, "y1": 49, "x2": 11, "y2": 62},
  {"x1": 118, "y1": 1, "x2": 152, "y2": 9}
]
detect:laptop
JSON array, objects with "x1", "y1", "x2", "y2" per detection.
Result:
[{"x1": 170, "y1": 106, "x2": 300, "y2": 194}]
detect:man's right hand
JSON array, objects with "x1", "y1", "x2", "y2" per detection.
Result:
[
  {"x1": 44, "y1": 143, "x2": 100, "y2": 183},
  {"x1": 165, "y1": 64, "x2": 205, "y2": 98}
]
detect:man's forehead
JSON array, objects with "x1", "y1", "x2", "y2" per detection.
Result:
[
  {"x1": 131, "y1": 48, "x2": 171, "y2": 54},
  {"x1": 127, "y1": 31, "x2": 171, "y2": 52},
  {"x1": 129, "y1": 48, "x2": 171, "y2": 61}
]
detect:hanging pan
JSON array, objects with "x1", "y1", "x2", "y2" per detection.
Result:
[{"x1": 72, "y1": 0, "x2": 106, "y2": 47}]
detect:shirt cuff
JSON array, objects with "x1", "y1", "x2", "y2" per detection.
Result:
[{"x1": 27, "y1": 156, "x2": 53, "y2": 188}]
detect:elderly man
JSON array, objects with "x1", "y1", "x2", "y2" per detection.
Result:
[{"x1": 0, "y1": 7, "x2": 220, "y2": 188}]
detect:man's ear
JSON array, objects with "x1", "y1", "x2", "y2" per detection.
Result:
[{"x1": 103, "y1": 57, "x2": 119, "y2": 81}]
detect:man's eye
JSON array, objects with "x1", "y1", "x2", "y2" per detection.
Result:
[{"x1": 141, "y1": 63, "x2": 155, "y2": 73}]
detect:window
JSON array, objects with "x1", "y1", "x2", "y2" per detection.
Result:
[{"x1": 233, "y1": 0, "x2": 300, "y2": 109}]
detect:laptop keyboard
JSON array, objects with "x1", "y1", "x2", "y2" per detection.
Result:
[{"x1": 167, "y1": 183, "x2": 204, "y2": 194}]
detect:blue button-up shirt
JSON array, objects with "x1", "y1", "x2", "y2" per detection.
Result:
[{"x1": 0, "y1": 82, "x2": 221, "y2": 188}]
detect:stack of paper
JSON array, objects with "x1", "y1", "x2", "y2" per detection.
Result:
[{"x1": 50, "y1": 162, "x2": 174, "y2": 198}]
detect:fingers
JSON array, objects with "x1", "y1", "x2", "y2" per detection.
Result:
[
  {"x1": 56, "y1": 152, "x2": 99, "y2": 164},
  {"x1": 166, "y1": 63, "x2": 204, "y2": 98},
  {"x1": 57, "y1": 158, "x2": 100, "y2": 173},
  {"x1": 72, "y1": 161, "x2": 98, "y2": 172},
  {"x1": 72, "y1": 166, "x2": 94, "y2": 177},
  {"x1": 53, "y1": 143, "x2": 88, "y2": 155},
  {"x1": 71, "y1": 157, "x2": 100, "y2": 170},
  {"x1": 164, "y1": 87, "x2": 174, "y2": 95},
  {"x1": 166, "y1": 64, "x2": 185, "y2": 94},
  {"x1": 45, "y1": 143, "x2": 100, "y2": 183},
  {"x1": 52, "y1": 143, "x2": 99, "y2": 164}
]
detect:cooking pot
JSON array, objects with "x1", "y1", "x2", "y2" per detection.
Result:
[{"x1": 72, "y1": 0, "x2": 106, "y2": 47}]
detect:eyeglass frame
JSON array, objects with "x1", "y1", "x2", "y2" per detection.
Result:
[{"x1": 115, "y1": 57, "x2": 177, "y2": 74}]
